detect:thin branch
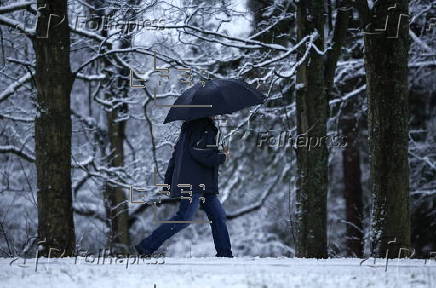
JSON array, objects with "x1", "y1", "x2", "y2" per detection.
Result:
[
  {"x1": 0, "y1": 145, "x2": 35, "y2": 162},
  {"x1": 0, "y1": 1, "x2": 34, "y2": 14},
  {"x1": 0, "y1": 72, "x2": 34, "y2": 103},
  {"x1": 162, "y1": 24, "x2": 289, "y2": 51},
  {"x1": 226, "y1": 175, "x2": 280, "y2": 219},
  {"x1": 0, "y1": 15, "x2": 34, "y2": 36}
]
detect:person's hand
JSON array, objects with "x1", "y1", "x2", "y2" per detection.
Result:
[{"x1": 222, "y1": 146, "x2": 230, "y2": 160}]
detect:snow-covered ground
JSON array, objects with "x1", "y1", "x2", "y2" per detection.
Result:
[{"x1": 1, "y1": 257, "x2": 435, "y2": 288}]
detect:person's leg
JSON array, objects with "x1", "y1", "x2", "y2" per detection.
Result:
[
  {"x1": 136, "y1": 193, "x2": 201, "y2": 254},
  {"x1": 201, "y1": 193, "x2": 233, "y2": 257}
]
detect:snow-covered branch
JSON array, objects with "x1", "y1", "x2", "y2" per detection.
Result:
[
  {"x1": 162, "y1": 24, "x2": 289, "y2": 51},
  {"x1": 0, "y1": 145, "x2": 35, "y2": 162},
  {"x1": 0, "y1": 1, "x2": 34, "y2": 14},
  {"x1": 0, "y1": 15, "x2": 34, "y2": 36},
  {"x1": 0, "y1": 72, "x2": 34, "y2": 103}
]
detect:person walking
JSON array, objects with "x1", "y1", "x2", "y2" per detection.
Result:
[
  {"x1": 135, "y1": 116, "x2": 233, "y2": 257},
  {"x1": 135, "y1": 78, "x2": 266, "y2": 258}
]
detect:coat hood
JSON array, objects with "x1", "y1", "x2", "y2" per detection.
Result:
[{"x1": 181, "y1": 117, "x2": 217, "y2": 132}]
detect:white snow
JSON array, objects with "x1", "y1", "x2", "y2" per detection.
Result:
[{"x1": 1, "y1": 257, "x2": 435, "y2": 288}]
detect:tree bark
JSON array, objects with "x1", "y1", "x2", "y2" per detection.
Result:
[
  {"x1": 105, "y1": 110, "x2": 129, "y2": 254},
  {"x1": 325, "y1": 0, "x2": 364, "y2": 257},
  {"x1": 92, "y1": 1, "x2": 132, "y2": 254},
  {"x1": 363, "y1": 0, "x2": 411, "y2": 257},
  {"x1": 32, "y1": 0, "x2": 75, "y2": 256},
  {"x1": 295, "y1": 0, "x2": 328, "y2": 258},
  {"x1": 104, "y1": 48, "x2": 130, "y2": 253},
  {"x1": 340, "y1": 101, "x2": 364, "y2": 257}
]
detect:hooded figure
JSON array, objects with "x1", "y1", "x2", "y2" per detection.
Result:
[
  {"x1": 164, "y1": 117, "x2": 226, "y2": 198},
  {"x1": 135, "y1": 117, "x2": 233, "y2": 257}
]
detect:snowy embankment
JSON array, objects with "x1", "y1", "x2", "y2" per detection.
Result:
[{"x1": 1, "y1": 257, "x2": 435, "y2": 288}]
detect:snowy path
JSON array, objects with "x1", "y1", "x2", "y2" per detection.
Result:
[{"x1": 1, "y1": 257, "x2": 435, "y2": 288}]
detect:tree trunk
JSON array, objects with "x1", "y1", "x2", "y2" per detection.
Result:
[
  {"x1": 92, "y1": 1, "x2": 132, "y2": 254},
  {"x1": 106, "y1": 109, "x2": 129, "y2": 254},
  {"x1": 324, "y1": 0, "x2": 364, "y2": 257},
  {"x1": 340, "y1": 102, "x2": 364, "y2": 257},
  {"x1": 32, "y1": 0, "x2": 75, "y2": 256},
  {"x1": 295, "y1": 0, "x2": 328, "y2": 258},
  {"x1": 363, "y1": 0, "x2": 411, "y2": 257}
]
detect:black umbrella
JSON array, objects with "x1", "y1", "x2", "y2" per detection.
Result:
[{"x1": 163, "y1": 78, "x2": 266, "y2": 124}]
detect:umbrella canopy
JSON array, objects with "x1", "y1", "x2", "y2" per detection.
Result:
[{"x1": 163, "y1": 78, "x2": 266, "y2": 124}]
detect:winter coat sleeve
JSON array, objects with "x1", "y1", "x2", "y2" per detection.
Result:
[
  {"x1": 164, "y1": 146, "x2": 176, "y2": 185},
  {"x1": 188, "y1": 128, "x2": 226, "y2": 168}
]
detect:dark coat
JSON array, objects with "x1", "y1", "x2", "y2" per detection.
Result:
[{"x1": 164, "y1": 117, "x2": 226, "y2": 198}]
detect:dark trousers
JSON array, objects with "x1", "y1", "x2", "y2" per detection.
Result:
[{"x1": 136, "y1": 193, "x2": 233, "y2": 257}]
